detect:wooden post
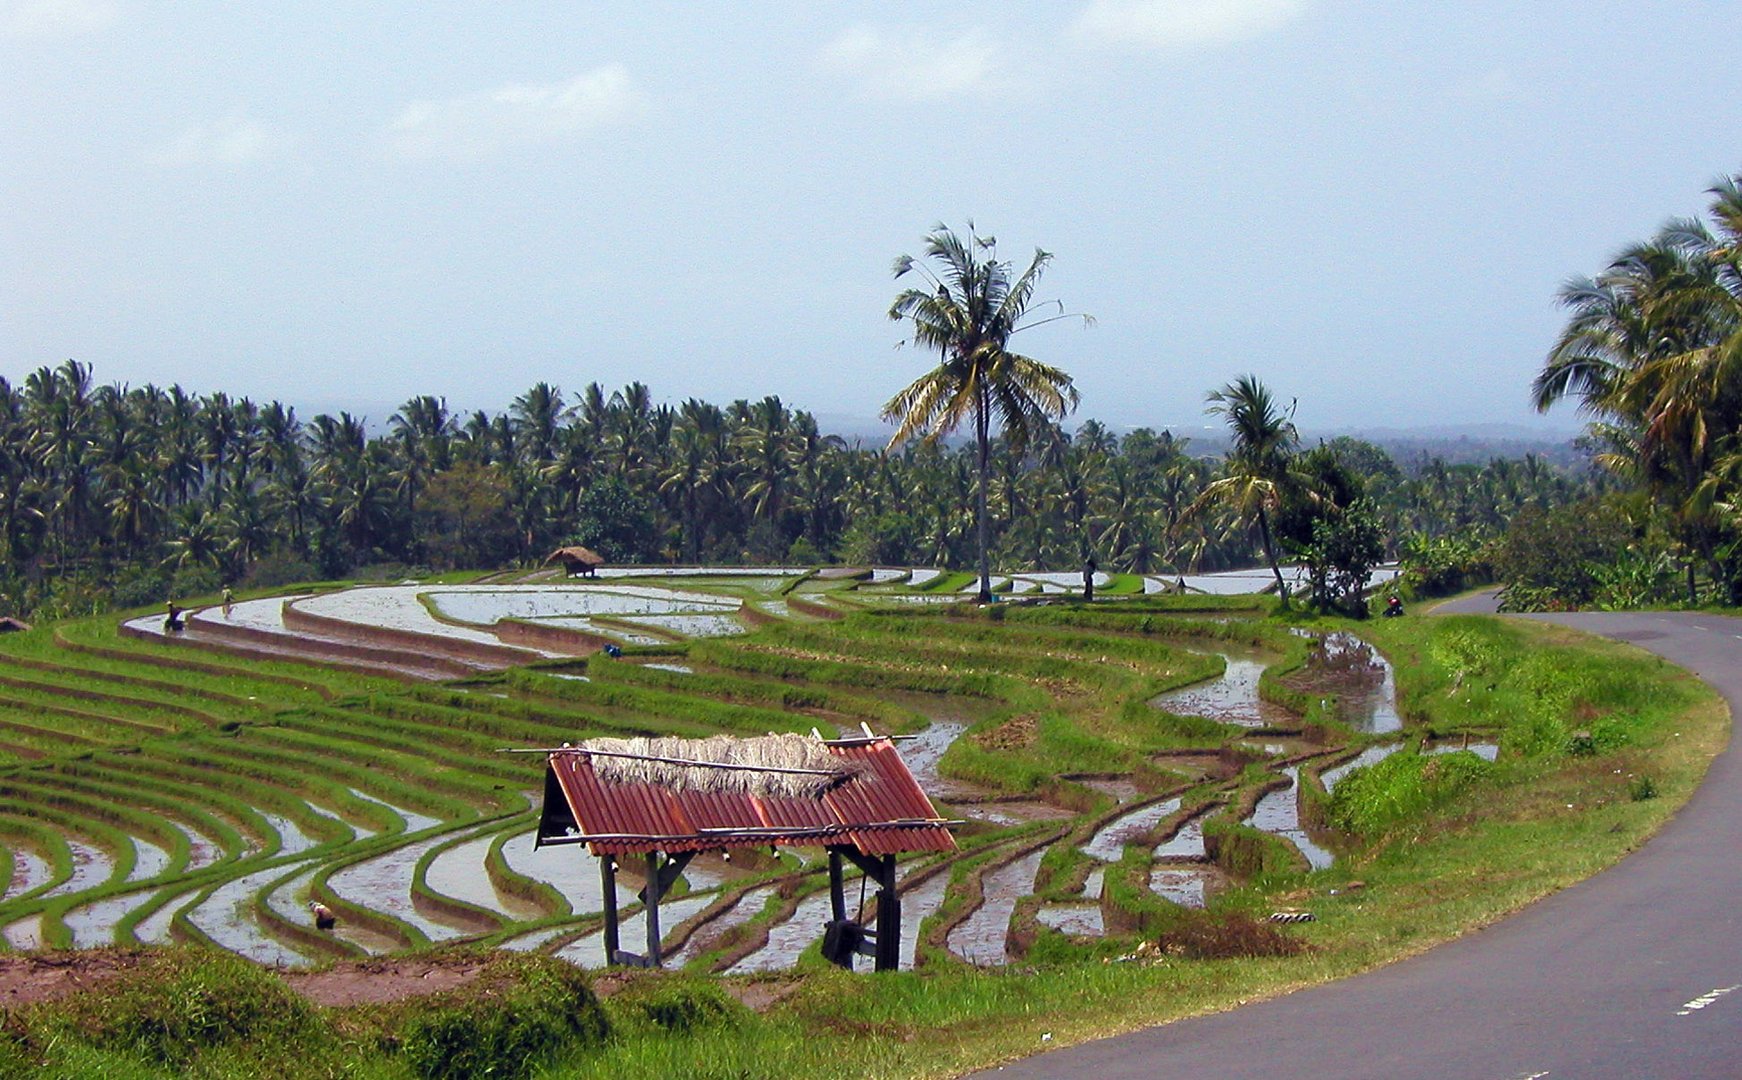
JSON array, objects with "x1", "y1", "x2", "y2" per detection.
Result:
[
  {"x1": 828, "y1": 849, "x2": 847, "y2": 923},
  {"x1": 874, "y1": 854, "x2": 900, "y2": 972},
  {"x1": 644, "y1": 852, "x2": 663, "y2": 967},
  {"x1": 600, "y1": 855, "x2": 621, "y2": 964}
]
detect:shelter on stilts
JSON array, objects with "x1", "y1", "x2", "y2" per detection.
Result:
[{"x1": 533, "y1": 730, "x2": 956, "y2": 971}]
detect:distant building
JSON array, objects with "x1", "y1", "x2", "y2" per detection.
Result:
[{"x1": 544, "y1": 545, "x2": 606, "y2": 578}]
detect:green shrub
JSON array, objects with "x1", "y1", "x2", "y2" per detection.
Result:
[
  {"x1": 396, "y1": 954, "x2": 609, "y2": 1080},
  {"x1": 58, "y1": 950, "x2": 321, "y2": 1068},
  {"x1": 1328, "y1": 751, "x2": 1493, "y2": 838},
  {"x1": 611, "y1": 978, "x2": 746, "y2": 1035}
]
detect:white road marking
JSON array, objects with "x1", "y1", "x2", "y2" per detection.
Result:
[
  {"x1": 1506, "y1": 1071, "x2": 1550, "y2": 1080},
  {"x1": 1677, "y1": 985, "x2": 1740, "y2": 1016}
]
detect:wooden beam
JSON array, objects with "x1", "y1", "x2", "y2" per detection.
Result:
[{"x1": 601, "y1": 855, "x2": 621, "y2": 965}]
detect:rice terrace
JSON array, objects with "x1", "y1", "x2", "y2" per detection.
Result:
[
  {"x1": 0, "y1": 559, "x2": 1721, "y2": 1078},
  {"x1": 11, "y1": 10, "x2": 1742, "y2": 1065}
]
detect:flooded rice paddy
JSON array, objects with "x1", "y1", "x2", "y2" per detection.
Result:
[
  {"x1": 1245, "y1": 768, "x2": 1335, "y2": 870},
  {"x1": 947, "y1": 848, "x2": 1046, "y2": 966},
  {"x1": 19, "y1": 571, "x2": 1433, "y2": 974},
  {"x1": 1081, "y1": 798, "x2": 1183, "y2": 862}
]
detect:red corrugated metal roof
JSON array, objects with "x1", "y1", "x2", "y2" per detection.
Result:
[{"x1": 538, "y1": 736, "x2": 956, "y2": 856}]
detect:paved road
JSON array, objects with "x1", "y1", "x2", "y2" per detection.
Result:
[{"x1": 970, "y1": 610, "x2": 1742, "y2": 1079}]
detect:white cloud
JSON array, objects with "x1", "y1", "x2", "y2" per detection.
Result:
[
  {"x1": 0, "y1": 0, "x2": 118, "y2": 39},
  {"x1": 1072, "y1": 0, "x2": 1306, "y2": 51},
  {"x1": 386, "y1": 65, "x2": 643, "y2": 162},
  {"x1": 147, "y1": 113, "x2": 288, "y2": 168},
  {"x1": 818, "y1": 25, "x2": 1006, "y2": 102}
]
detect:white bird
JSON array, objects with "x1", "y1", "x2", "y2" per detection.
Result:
[{"x1": 308, "y1": 901, "x2": 336, "y2": 930}]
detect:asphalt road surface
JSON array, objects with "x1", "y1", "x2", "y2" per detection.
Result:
[{"x1": 969, "y1": 607, "x2": 1742, "y2": 1079}]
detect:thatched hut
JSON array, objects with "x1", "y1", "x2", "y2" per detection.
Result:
[{"x1": 544, "y1": 545, "x2": 605, "y2": 578}]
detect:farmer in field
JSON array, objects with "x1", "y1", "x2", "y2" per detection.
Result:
[
  {"x1": 1083, "y1": 556, "x2": 1097, "y2": 601},
  {"x1": 221, "y1": 586, "x2": 234, "y2": 617},
  {"x1": 164, "y1": 600, "x2": 184, "y2": 633}
]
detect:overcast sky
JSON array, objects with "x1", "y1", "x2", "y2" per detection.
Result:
[{"x1": 4, "y1": 1, "x2": 1740, "y2": 434}]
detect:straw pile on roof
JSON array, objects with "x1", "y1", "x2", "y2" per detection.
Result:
[
  {"x1": 580, "y1": 734, "x2": 859, "y2": 799},
  {"x1": 545, "y1": 545, "x2": 605, "y2": 566}
]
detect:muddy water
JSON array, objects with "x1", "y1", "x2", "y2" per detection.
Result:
[
  {"x1": 261, "y1": 814, "x2": 322, "y2": 857},
  {"x1": 1077, "y1": 777, "x2": 1141, "y2": 803},
  {"x1": 134, "y1": 889, "x2": 198, "y2": 944},
  {"x1": 1150, "y1": 753, "x2": 1218, "y2": 782},
  {"x1": 948, "y1": 848, "x2": 1045, "y2": 966},
  {"x1": 262, "y1": 864, "x2": 397, "y2": 954},
  {"x1": 953, "y1": 800, "x2": 1075, "y2": 826},
  {"x1": 1245, "y1": 767, "x2": 1334, "y2": 870},
  {"x1": 1081, "y1": 798, "x2": 1183, "y2": 862},
  {"x1": 263, "y1": 866, "x2": 317, "y2": 928},
  {"x1": 424, "y1": 832, "x2": 543, "y2": 920},
  {"x1": 348, "y1": 789, "x2": 442, "y2": 833},
  {"x1": 1081, "y1": 867, "x2": 1104, "y2": 900},
  {"x1": 1321, "y1": 743, "x2": 1404, "y2": 792},
  {"x1": 1149, "y1": 865, "x2": 1224, "y2": 908},
  {"x1": 502, "y1": 925, "x2": 568, "y2": 952},
  {"x1": 128, "y1": 839, "x2": 172, "y2": 883},
  {"x1": 187, "y1": 865, "x2": 311, "y2": 966},
  {"x1": 43, "y1": 839, "x2": 115, "y2": 898},
  {"x1": 1425, "y1": 740, "x2": 1499, "y2": 761},
  {"x1": 1153, "y1": 814, "x2": 1209, "y2": 860},
  {"x1": 328, "y1": 835, "x2": 468, "y2": 942},
  {"x1": 1038, "y1": 902, "x2": 1104, "y2": 936},
  {"x1": 727, "y1": 889, "x2": 836, "y2": 974},
  {"x1": 1151, "y1": 646, "x2": 1294, "y2": 728},
  {"x1": 559, "y1": 892, "x2": 714, "y2": 968},
  {"x1": 4, "y1": 915, "x2": 42, "y2": 949},
  {"x1": 898, "y1": 871, "x2": 952, "y2": 969},
  {"x1": 896, "y1": 720, "x2": 967, "y2": 794},
  {"x1": 66, "y1": 888, "x2": 168, "y2": 948},
  {"x1": 170, "y1": 820, "x2": 226, "y2": 871},
  {"x1": 666, "y1": 884, "x2": 777, "y2": 968},
  {"x1": 5, "y1": 847, "x2": 51, "y2": 899},
  {"x1": 1287, "y1": 632, "x2": 1403, "y2": 733},
  {"x1": 500, "y1": 830, "x2": 636, "y2": 916},
  {"x1": 306, "y1": 800, "x2": 374, "y2": 841}
]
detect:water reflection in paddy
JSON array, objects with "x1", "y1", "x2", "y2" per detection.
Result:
[
  {"x1": 948, "y1": 848, "x2": 1045, "y2": 966},
  {"x1": 1321, "y1": 743, "x2": 1404, "y2": 792},
  {"x1": 1038, "y1": 903, "x2": 1104, "y2": 936},
  {"x1": 1153, "y1": 813, "x2": 1209, "y2": 860},
  {"x1": 1288, "y1": 632, "x2": 1402, "y2": 733},
  {"x1": 1151, "y1": 646, "x2": 1293, "y2": 728},
  {"x1": 1245, "y1": 767, "x2": 1334, "y2": 870},
  {"x1": 1150, "y1": 866, "x2": 1223, "y2": 908},
  {"x1": 1081, "y1": 798, "x2": 1182, "y2": 862}
]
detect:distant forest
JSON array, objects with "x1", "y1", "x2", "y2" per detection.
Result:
[{"x1": 0, "y1": 361, "x2": 1598, "y2": 621}]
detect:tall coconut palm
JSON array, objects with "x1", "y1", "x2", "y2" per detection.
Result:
[
  {"x1": 1191, "y1": 375, "x2": 1300, "y2": 603},
  {"x1": 882, "y1": 223, "x2": 1086, "y2": 602}
]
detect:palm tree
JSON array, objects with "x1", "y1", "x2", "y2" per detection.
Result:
[
  {"x1": 1534, "y1": 176, "x2": 1742, "y2": 597},
  {"x1": 1192, "y1": 375, "x2": 1300, "y2": 603},
  {"x1": 882, "y1": 223, "x2": 1086, "y2": 602}
]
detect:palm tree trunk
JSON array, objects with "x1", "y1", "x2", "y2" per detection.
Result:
[
  {"x1": 1258, "y1": 506, "x2": 1289, "y2": 607},
  {"x1": 975, "y1": 387, "x2": 992, "y2": 603}
]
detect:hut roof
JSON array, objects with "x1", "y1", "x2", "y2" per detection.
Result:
[
  {"x1": 536, "y1": 732, "x2": 956, "y2": 857},
  {"x1": 0, "y1": 617, "x2": 29, "y2": 633},
  {"x1": 544, "y1": 545, "x2": 605, "y2": 567}
]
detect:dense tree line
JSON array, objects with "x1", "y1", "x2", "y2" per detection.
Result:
[
  {"x1": 1522, "y1": 172, "x2": 1742, "y2": 608},
  {"x1": 0, "y1": 358, "x2": 1589, "y2": 622}
]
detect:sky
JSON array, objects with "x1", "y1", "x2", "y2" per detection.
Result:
[{"x1": 4, "y1": 1, "x2": 1741, "y2": 436}]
